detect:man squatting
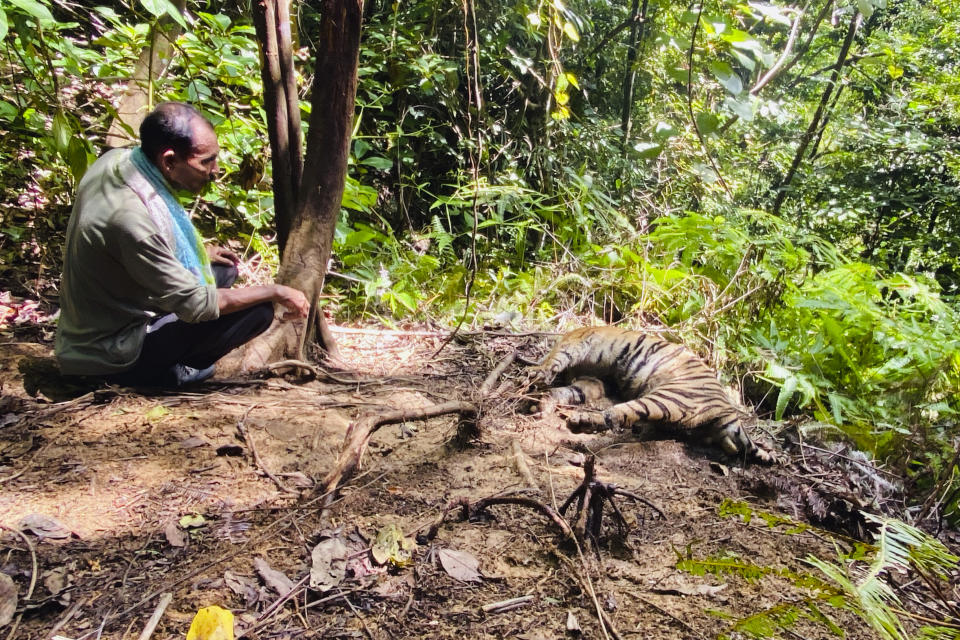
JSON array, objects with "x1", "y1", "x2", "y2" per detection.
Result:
[{"x1": 55, "y1": 102, "x2": 309, "y2": 387}]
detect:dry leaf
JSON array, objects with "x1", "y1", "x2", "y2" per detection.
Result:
[
  {"x1": 370, "y1": 524, "x2": 414, "y2": 567},
  {"x1": 164, "y1": 522, "x2": 187, "y2": 547},
  {"x1": 437, "y1": 548, "x2": 482, "y2": 583},
  {"x1": 180, "y1": 436, "x2": 209, "y2": 449},
  {"x1": 19, "y1": 513, "x2": 72, "y2": 540},
  {"x1": 0, "y1": 435, "x2": 32, "y2": 457},
  {"x1": 254, "y1": 558, "x2": 294, "y2": 595},
  {"x1": 0, "y1": 572, "x2": 16, "y2": 627},
  {"x1": 42, "y1": 566, "x2": 69, "y2": 595},
  {"x1": 309, "y1": 537, "x2": 348, "y2": 592},
  {"x1": 223, "y1": 571, "x2": 260, "y2": 607}
]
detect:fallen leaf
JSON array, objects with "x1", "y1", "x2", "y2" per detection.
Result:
[
  {"x1": 143, "y1": 405, "x2": 170, "y2": 422},
  {"x1": 370, "y1": 524, "x2": 415, "y2": 567},
  {"x1": 0, "y1": 572, "x2": 16, "y2": 627},
  {"x1": 309, "y1": 537, "x2": 348, "y2": 592},
  {"x1": 179, "y1": 514, "x2": 206, "y2": 529},
  {"x1": 254, "y1": 558, "x2": 295, "y2": 595},
  {"x1": 180, "y1": 436, "x2": 209, "y2": 449},
  {"x1": 19, "y1": 513, "x2": 72, "y2": 540},
  {"x1": 223, "y1": 571, "x2": 260, "y2": 607},
  {"x1": 186, "y1": 605, "x2": 234, "y2": 640},
  {"x1": 42, "y1": 566, "x2": 69, "y2": 595},
  {"x1": 437, "y1": 548, "x2": 482, "y2": 583},
  {"x1": 164, "y1": 522, "x2": 187, "y2": 547}
]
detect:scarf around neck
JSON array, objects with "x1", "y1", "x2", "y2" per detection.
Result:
[{"x1": 125, "y1": 147, "x2": 214, "y2": 286}]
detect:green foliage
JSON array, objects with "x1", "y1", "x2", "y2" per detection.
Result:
[{"x1": 680, "y1": 502, "x2": 960, "y2": 640}]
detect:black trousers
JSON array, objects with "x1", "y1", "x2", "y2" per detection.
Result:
[{"x1": 106, "y1": 264, "x2": 273, "y2": 386}]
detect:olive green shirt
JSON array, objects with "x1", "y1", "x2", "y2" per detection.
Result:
[{"x1": 55, "y1": 148, "x2": 219, "y2": 375}]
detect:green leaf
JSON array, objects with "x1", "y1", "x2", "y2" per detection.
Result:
[
  {"x1": 67, "y1": 138, "x2": 89, "y2": 182},
  {"x1": 0, "y1": 8, "x2": 7, "y2": 40},
  {"x1": 138, "y1": 0, "x2": 187, "y2": 27},
  {"x1": 5, "y1": 0, "x2": 53, "y2": 24},
  {"x1": 695, "y1": 112, "x2": 720, "y2": 134},
  {"x1": 563, "y1": 21, "x2": 579, "y2": 42},
  {"x1": 667, "y1": 65, "x2": 691, "y2": 84},
  {"x1": 725, "y1": 96, "x2": 755, "y2": 121},
  {"x1": 633, "y1": 141, "x2": 662, "y2": 159},
  {"x1": 709, "y1": 61, "x2": 743, "y2": 95},
  {"x1": 179, "y1": 513, "x2": 206, "y2": 528},
  {"x1": 857, "y1": 0, "x2": 874, "y2": 19},
  {"x1": 360, "y1": 156, "x2": 393, "y2": 171},
  {"x1": 144, "y1": 405, "x2": 170, "y2": 421},
  {"x1": 776, "y1": 376, "x2": 798, "y2": 420},
  {"x1": 51, "y1": 112, "x2": 72, "y2": 154}
]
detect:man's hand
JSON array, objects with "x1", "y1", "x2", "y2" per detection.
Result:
[
  {"x1": 272, "y1": 285, "x2": 309, "y2": 321},
  {"x1": 206, "y1": 245, "x2": 239, "y2": 266}
]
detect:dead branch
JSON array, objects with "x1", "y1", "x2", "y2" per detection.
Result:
[
  {"x1": 136, "y1": 593, "x2": 172, "y2": 640},
  {"x1": 321, "y1": 401, "x2": 477, "y2": 499},
  {"x1": 479, "y1": 350, "x2": 517, "y2": 395}
]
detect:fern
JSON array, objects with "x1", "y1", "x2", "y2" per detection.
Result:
[{"x1": 806, "y1": 514, "x2": 960, "y2": 640}]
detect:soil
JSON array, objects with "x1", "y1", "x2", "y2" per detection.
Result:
[{"x1": 1, "y1": 323, "x2": 957, "y2": 640}]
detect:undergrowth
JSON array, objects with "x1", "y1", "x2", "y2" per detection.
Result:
[{"x1": 676, "y1": 500, "x2": 960, "y2": 640}]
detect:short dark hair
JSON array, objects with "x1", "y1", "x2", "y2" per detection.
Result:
[{"x1": 139, "y1": 102, "x2": 213, "y2": 162}]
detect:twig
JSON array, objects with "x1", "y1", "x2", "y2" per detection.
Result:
[
  {"x1": 136, "y1": 593, "x2": 172, "y2": 640},
  {"x1": 237, "y1": 409, "x2": 299, "y2": 496},
  {"x1": 339, "y1": 586, "x2": 377, "y2": 640},
  {"x1": 509, "y1": 439, "x2": 540, "y2": 491},
  {"x1": 482, "y1": 595, "x2": 534, "y2": 613},
  {"x1": 237, "y1": 575, "x2": 309, "y2": 639},
  {"x1": 624, "y1": 590, "x2": 705, "y2": 638},
  {"x1": 2, "y1": 525, "x2": 37, "y2": 640},
  {"x1": 479, "y1": 351, "x2": 517, "y2": 395}
]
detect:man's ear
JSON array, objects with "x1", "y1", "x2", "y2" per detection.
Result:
[{"x1": 158, "y1": 148, "x2": 178, "y2": 174}]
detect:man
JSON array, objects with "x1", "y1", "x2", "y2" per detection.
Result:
[{"x1": 56, "y1": 102, "x2": 308, "y2": 387}]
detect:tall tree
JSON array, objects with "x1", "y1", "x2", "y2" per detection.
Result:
[{"x1": 241, "y1": 0, "x2": 363, "y2": 367}]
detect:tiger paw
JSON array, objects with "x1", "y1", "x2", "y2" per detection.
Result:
[{"x1": 562, "y1": 409, "x2": 610, "y2": 433}]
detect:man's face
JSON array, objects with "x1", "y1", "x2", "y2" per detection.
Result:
[{"x1": 159, "y1": 120, "x2": 220, "y2": 194}]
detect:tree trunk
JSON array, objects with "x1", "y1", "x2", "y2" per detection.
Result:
[
  {"x1": 771, "y1": 10, "x2": 860, "y2": 218},
  {"x1": 237, "y1": 0, "x2": 363, "y2": 370},
  {"x1": 619, "y1": 0, "x2": 649, "y2": 157},
  {"x1": 104, "y1": 0, "x2": 186, "y2": 147}
]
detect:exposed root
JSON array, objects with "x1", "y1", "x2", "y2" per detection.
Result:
[{"x1": 321, "y1": 401, "x2": 478, "y2": 505}]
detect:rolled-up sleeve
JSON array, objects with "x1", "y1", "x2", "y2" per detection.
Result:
[{"x1": 117, "y1": 232, "x2": 220, "y2": 323}]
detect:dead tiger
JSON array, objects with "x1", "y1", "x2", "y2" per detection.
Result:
[{"x1": 534, "y1": 326, "x2": 779, "y2": 464}]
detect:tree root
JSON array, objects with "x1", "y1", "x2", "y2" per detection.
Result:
[
  {"x1": 560, "y1": 456, "x2": 666, "y2": 546},
  {"x1": 418, "y1": 490, "x2": 575, "y2": 543},
  {"x1": 321, "y1": 401, "x2": 477, "y2": 503}
]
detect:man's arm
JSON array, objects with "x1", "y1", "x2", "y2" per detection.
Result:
[{"x1": 218, "y1": 284, "x2": 309, "y2": 320}]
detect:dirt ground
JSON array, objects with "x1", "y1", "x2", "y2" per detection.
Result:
[{"x1": 1, "y1": 323, "x2": 958, "y2": 640}]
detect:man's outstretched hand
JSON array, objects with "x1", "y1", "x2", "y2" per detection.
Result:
[{"x1": 273, "y1": 285, "x2": 309, "y2": 321}]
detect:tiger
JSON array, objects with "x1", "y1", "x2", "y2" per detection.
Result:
[{"x1": 533, "y1": 326, "x2": 779, "y2": 464}]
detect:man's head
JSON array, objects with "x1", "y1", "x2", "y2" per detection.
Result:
[{"x1": 140, "y1": 102, "x2": 219, "y2": 194}]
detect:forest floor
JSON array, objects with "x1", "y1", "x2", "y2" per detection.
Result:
[{"x1": 0, "y1": 316, "x2": 957, "y2": 640}]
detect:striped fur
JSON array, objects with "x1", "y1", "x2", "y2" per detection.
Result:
[{"x1": 537, "y1": 327, "x2": 777, "y2": 463}]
